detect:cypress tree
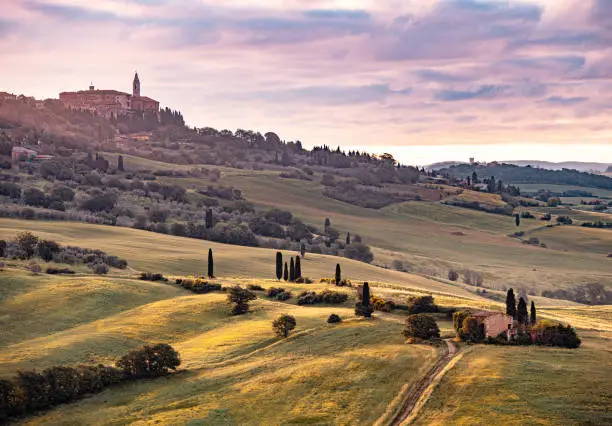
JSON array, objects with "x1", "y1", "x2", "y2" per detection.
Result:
[
  {"x1": 346, "y1": 232, "x2": 351, "y2": 245},
  {"x1": 117, "y1": 155, "x2": 124, "y2": 172},
  {"x1": 300, "y1": 243, "x2": 306, "y2": 258},
  {"x1": 335, "y1": 263, "x2": 341, "y2": 286},
  {"x1": 506, "y1": 288, "x2": 517, "y2": 319},
  {"x1": 289, "y1": 258, "x2": 295, "y2": 282},
  {"x1": 362, "y1": 282, "x2": 370, "y2": 305},
  {"x1": 530, "y1": 301, "x2": 537, "y2": 325},
  {"x1": 275, "y1": 252, "x2": 283, "y2": 280},
  {"x1": 324, "y1": 217, "x2": 331, "y2": 230},
  {"x1": 517, "y1": 297, "x2": 528, "y2": 325},
  {"x1": 515, "y1": 214, "x2": 520, "y2": 227},
  {"x1": 207, "y1": 248, "x2": 214, "y2": 278},
  {"x1": 283, "y1": 262, "x2": 289, "y2": 281},
  {"x1": 205, "y1": 208, "x2": 213, "y2": 229},
  {"x1": 295, "y1": 256, "x2": 301, "y2": 278}
]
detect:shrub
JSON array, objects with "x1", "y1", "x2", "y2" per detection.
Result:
[
  {"x1": 344, "y1": 242, "x2": 374, "y2": 263},
  {"x1": 403, "y1": 296, "x2": 438, "y2": 315},
  {"x1": 534, "y1": 321, "x2": 581, "y2": 348},
  {"x1": 355, "y1": 303, "x2": 374, "y2": 317},
  {"x1": 403, "y1": 314, "x2": 440, "y2": 340},
  {"x1": 247, "y1": 284, "x2": 265, "y2": 291},
  {"x1": 327, "y1": 313, "x2": 342, "y2": 324},
  {"x1": 176, "y1": 278, "x2": 221, "y2": 294},
  {"x1": 116, "y1": 343, "x2": 181, "y2": 378},
  {"x1": 38, "y1": 239, "x2": 60, "y2": 262},
  {"x1": 139, "y1": 272, "x2": 168, "y2": 282},
  {"x1": 461, "y1": 316, "x2": 485, "y2": 343},
  {"x1": 297, "y1": 290, "x2": 348, "y2": 305},
  {"x1": 452, "y1": 310, "x2": 472, "y2": 336},
  {"x1": 264, "y1": 208, "x2": 293, "y2": 225},
  {"x1": 294, "y1": 276, "x2": 313, "y2": 284},
  {"x1": 91, "y1": 263, "x2": 109, "y2": 275},
  {"x1": 371, "y1": 295, "x2": 395, "y2": 312},
  {"x1": 46, "y1": 267, "x2": 75, "y2": 275},
  {"x1": 51, "y1": 185, "x2": 75, "y2": 202},
  {"x1": 22, "y1": 188, "x2": 48, "y2": 207},
  {"x1": 27, "y1": 261, "x2": 42, "y2": 274},
  {"x1": 0, "y1": 181, "x2": 21, "y2": 199},
  {"x1": 276, "y1": 291, "x2": 292, "y2": 301},
  {"x1": 272, "y1": 314, "x2": 297, "y2": 338},
  {"x1": 80, "y1": 193, "x2": 117, "y2": 213},
  {"x1": 448, "y1": 270, "x2": 459, "y2": 281},
  {"x1": 227, "y1": 286, "x2": 257, "y2": 315},
  {"x1": 15, "y1": 231, "x2": 39, "y2": 258}
]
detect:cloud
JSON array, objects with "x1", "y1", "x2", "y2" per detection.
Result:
[
  {"x1": 23, "y1": 0, "x2": 121, "y2": 21},
  {"x1": 542, "y1": 96, "x2": 589, "y2": 106},
  {"x1": 434, "y1": 85, "x2": 509, "y2": 101}
]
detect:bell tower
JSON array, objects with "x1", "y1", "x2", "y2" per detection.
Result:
[{"x1": 132, "y1": 72, "x2": 140, "y2": 97}]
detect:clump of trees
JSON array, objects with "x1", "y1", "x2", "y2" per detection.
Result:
[
  {"x1": 542, "y1": 283, "x2": 612, "y2": 305},
  {"x1": 403, "y1": 314, "x2": 440, "y2": 341},
  {"x1": 272, "y1": 314, "x2": 296, "y2": 338},
  {"x1": 227, "y1": 286, "x2": 257, "y2": 315},
  {"x1": 0, "y1": 344, "x2": 180, "y2": 422},
  {"x1": 266, "y1": 287, "x2": 292, "y2": 301}
]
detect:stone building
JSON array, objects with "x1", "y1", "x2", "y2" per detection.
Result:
[{"x1": 59, "y1": 73, "x2": 159, "y2": 119}]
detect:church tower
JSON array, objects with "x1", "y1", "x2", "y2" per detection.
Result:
[{"x1": 132, "y1": 72, "x2": 140, "y2": 97}]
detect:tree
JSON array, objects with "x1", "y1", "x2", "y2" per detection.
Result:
[
  {"x1": 506, "y1": 288, "x2": 517, "y2": 319},
  {"x1": 227, "y1": 286, "x2": 257, "y2": 315},
  {"x1": 355, "y1": 282, "x2": 373, "y2": 317},
  {"x1": 0, "y1": 240, "x2": 6, "y2": 258},
  {"x1": 117, "y1": 155, "x2": 124, "y2": 172},
  {"x1": 461, "y1": 316, "x2": 485, "y2": 342},
  {"x1": 300, "y1": 243, "x2": 306, "y2": 258},
  {"x1": 335, "y1": 263, "x2": 341, "y2": 285},
  {"x1": 116, "y1": 343, "x2": 180, "y2": 378},
  {"x1": 403, "y1": 314, "x2": 440, "y2": 340},
  {"x1": 346, "y1": 232, "x2": 351, "y2": 245},
  {"x1": 324, "y1": 217, "x2": 331, "y2": 230},
  {"x1": 515, "y1": 214, "x2": 521, "y2": 227},
  {"x1": 38, "y1": 240, "x2": 59, "y2": 262},
  {"x1": 207, "y1": 248, "x2": 214, "y2": 278},
  {"x1": 275, "y1": 252, "x2": 283, "y2": 280},
  {"x1": 289, "y1": 257, "x2": 295, "y2": 282},
  {"x1": 23, "y1": 188, "x2": 47, "y2": 207},
  {"x1": 472, "y1": 171, "x2": 479, "y2": 184},
  {"x1": 295, "y1": 256, "x2": 301, "y2": 278},
  {"x1": 453, "y1": 310, "x2": 472, "y2": 337},
  {"x1": 448, "y1": 270, "x2": 459, "y2": 281},
  {"x1": 283, "y1": 262, "x2": 289, "y2": 281},
  {"x1": 517, "y1": 297, "x2": 528, "y2": 325},
  {"x1": 205, "y1": 208, "x2": 213, "y2": 229},
  {"x1": 15, "y1": 231, "x2": 39, "y2": 259},
  {"x1": 272, "y1": 314, "x2": 296, "y2": 338},
  {"x1": 530, "y1": 301, "x2": 537, "y2": 325},
  {"x1": 344, "y1": 243, "x2": 374, "y2": 263}
]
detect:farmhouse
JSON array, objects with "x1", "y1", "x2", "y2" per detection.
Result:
[{"x1": 470, "y1": 311, "x2": 514, "y2": 338}]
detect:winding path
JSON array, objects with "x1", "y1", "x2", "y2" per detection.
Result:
[{"x1": 381, "y1": 338, "x2": 460, "y2": 426}]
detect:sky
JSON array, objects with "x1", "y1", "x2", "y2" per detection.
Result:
[{"x1": 1, "y1": 0, "x2": 611, "y2": 165}]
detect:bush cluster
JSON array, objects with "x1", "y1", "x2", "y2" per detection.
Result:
[
  {"x1": 45, "y1": 267, "x2": 76, "y2": 275},
  {"x1": 176, "y1": 278, "x2": 222, "y2": 294},
  {"x1": 297, "y1": 290, "x2": 348, "y2": 305},
  {"x1": 370, "y1": 295, "x2": 396, "y2": 312},
  {"x1": 396, "y1": 296, "x2": 439, "y2": 315},
  {"x1": 0, "y1": 344, "x2": 180, "y2": 422},
  {"x1": 227, "y1": 286, "x2": 257, "y2": 315},
  {"x1": 266, "y1": 287, "x2": 292, "y2": 301},
  {"x1": 246, "y1": 284, "x2": 265, "y2": 291},
  {"x1": 327, "y1": 313, "x2": 342, "y2": 324},
  {"x1": 403, "y1": 314, "x2": 440, "y2": 341},
  {"x1": 139, "y1": 272, "x2": 168, "y2": 282}
]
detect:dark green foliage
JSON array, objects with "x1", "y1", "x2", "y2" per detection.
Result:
[
  {"x1": 287, "y1": 220, "x2": 313, "y2": 242},
  {"x1": 246, "y1": 284, "x2": 265, "y2": 291},
  {"x1": 0, "y1": 239, "x2": 7, "y2": 258},
  {"x1": 0, "y1": 379, "x2": 25, "y2": 421},
  {"x1": 275, "y1": 252, "x2": 283, "y2": 280},
  {"x1": 139, "y1": 272, "x2": 168, "y2": 282},
  {"x1": 38, "y1": 240, "x2": 60, "y2": 262},
  {"x1": 205, "y1": 208, "x2": 213, "y2": 229},
  {"x1": 344, "y1": 242, "x2": 374, "y2": 263},
  {"x1": 15, "y1": 231, "x2": 39, "y2": 258},
  {"x1": 335, "y1": 263, "x2": 341, "y2": 285},
  {"x1": 248, "y1": 217, "x2": 285, "y2": 238},
  {"x1": 361, "y1": 282, "x2": 370, "y2": 305},
  {"x1": 346, "y1": 232, "x2": 351, "y2": 245},
  {"x1": 506, "y1": 288, "x2": 517, "y2": 319},
  {"x1": 327, "y1": 313, "x2": 342, "y2": 324},
  {"x1": 80, "y1": 193, "x2": 117, "y2": 212},
  {"x1": 208, "y1": 248, "x2": 214, "y2": 278},
  {"x1": 289, "y1": 257, "x2": 295, "y2": 282},
  {"x1": 556, "y1": 215, "x2": 573, "y2": 225},
  {"x1": 227, "y1": 286, "x2": 257, "y2": 315},
  {"x1": 324, "y1": 217, "x2": 331, "y2": 230},
  {"x1": 534, "y1": 324, "x2": 581, "y2": 348},
  {"x1": 297, "y1": 290, "x2": 348, "y2": 305},
  {"x1": 542, "y1": 283, "x2": 612, "y2": 305},
  {"x1": 402, "y1": 296, "x2": 439, "y2": 315},
  {"x1": 355, "y1": 282, "x2": 373, "y2": 317},
  {"x1": 272, "y1": 314, "x2": 296, "y2": 338},
  {"x1": 461, "y1": 317, "x2": 485, "y2": 342},
  {"x1": 176, "y1": 278, "x2": 222, "y2": 294},
  {"x1": 45, "y1": 267, "x2": 75, "y2": 275},
  {"x1": 16, "y1": 370, "x2": 51, "y2": 412},
  {"x1": 116, "y1": 344, "x2": 181, "y2": 378},
  {"x1": 448, "y1": 270, "x2": 459, "y2": 281},
  {"x1": 266, "y1": 287, "x2": 292, "y2": 301},
  {"x1": 403, "y1": 314, "x2": 440, "y2": 340},
  {"x1": 264, "y1": 208, "x2": 293, "y2": 225},
  {"x1": 283, "y1": 262, "x2": 289, "y2": 281},
  {"x1": 515, "y1": 214, "x2": 520, "y2": 227},
  {"x1": 117, "y1": 155, "x2": 124, "y2": 172},
  {"x1": 530, "y1": 301, "x2": 537, "y2": 325},
  {"x1": 517, "y1": 297, "x2": 528, "y2": 325},
  {"x1": 0, "y1": 181, "x2": 22, "y2": 199},
  {"x1": 23, "y1": 188, "x2": 48, "y2": 207},
  {"x1": 295, "y1": 256, "x2": 301, "y2": 278},
  {"x1": 300, "y1": 243, "x2": 306, "y2": 258},
  {"x1": 452, "y1": 310, "x2": 472, "y2": 336}
]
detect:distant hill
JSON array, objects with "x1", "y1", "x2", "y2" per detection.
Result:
[
  {"x1": 439, "y1": 163, "x2": 612, "y2": 190},
  {"x1": 429, "y1": 160, "x2": 610, "y2": 173},
  {"x1": 505, "y1": 161, "x2": 611, "y2": 173}
]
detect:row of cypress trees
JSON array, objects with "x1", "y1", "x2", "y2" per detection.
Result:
[
  {"x1": 275, "y1": 252, "x2": 302, "y2": 282},
  {"x1": 506, "y1": 288, "x2": 536, "y2": 325}
]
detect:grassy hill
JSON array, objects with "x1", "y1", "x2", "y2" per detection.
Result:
[{"x1": 0, "y1": 222, "x2": 610, "y2": 424}]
